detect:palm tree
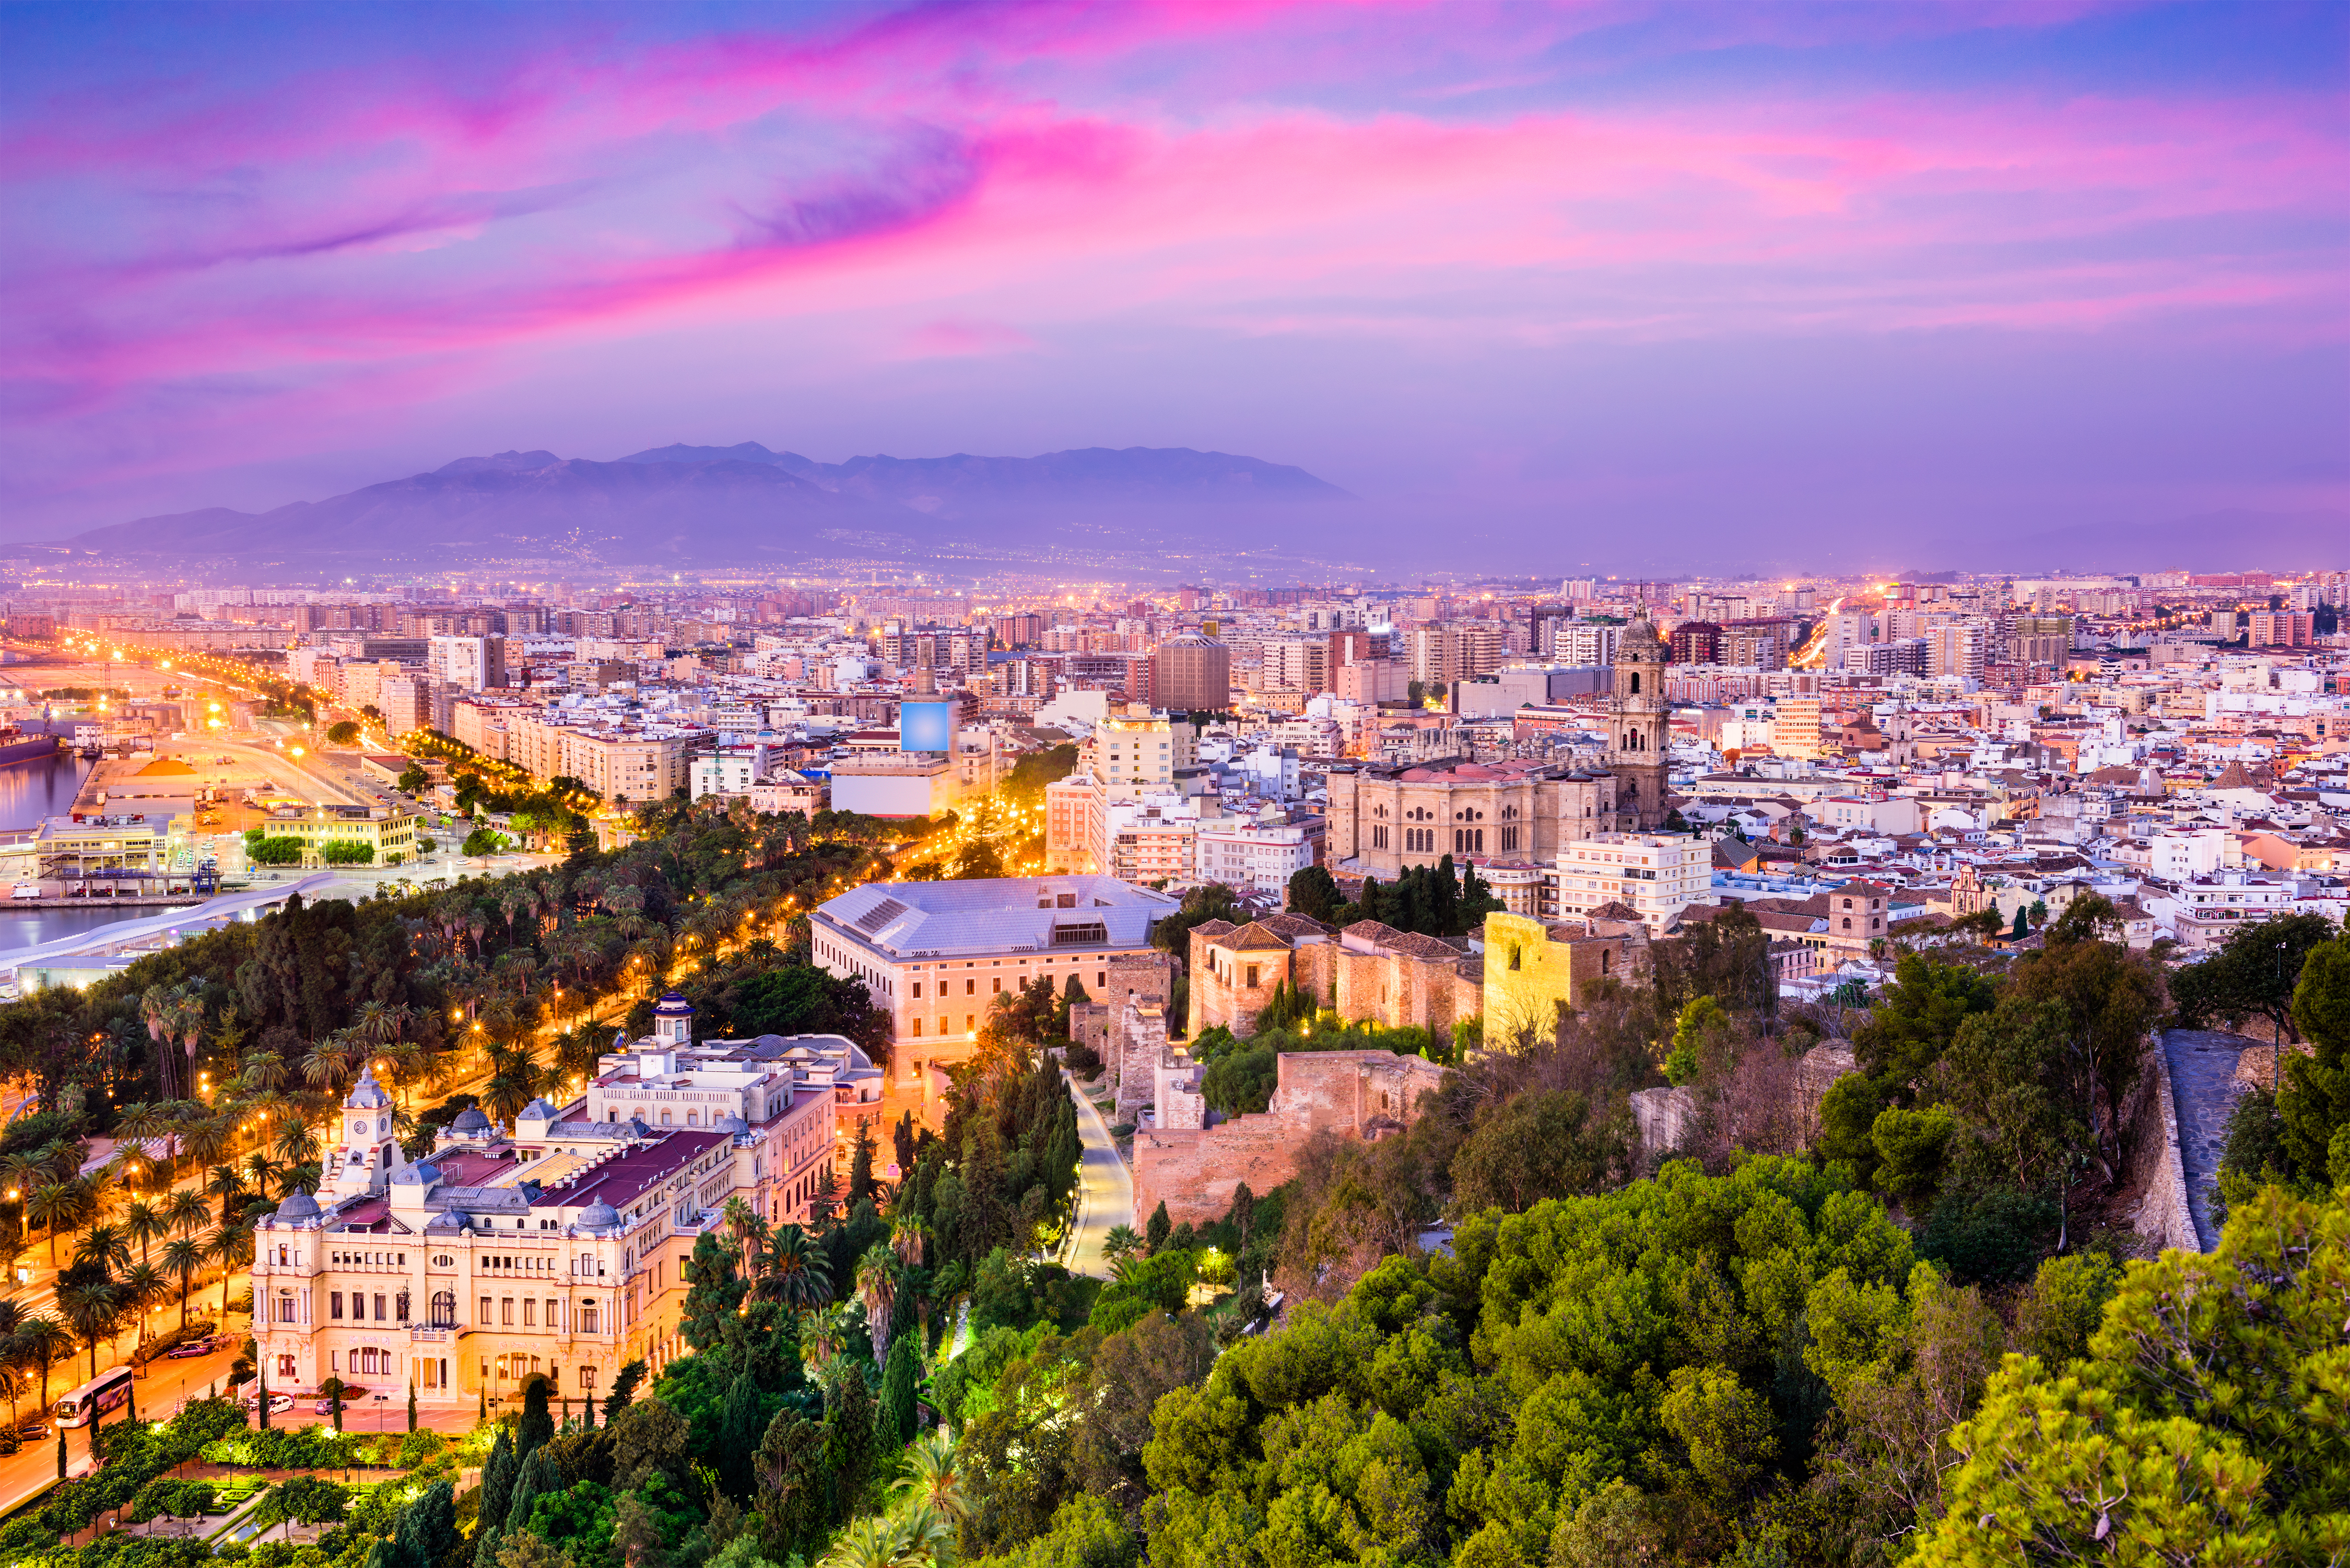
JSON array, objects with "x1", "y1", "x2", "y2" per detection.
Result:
[
  {"x1": 894, "y1": 1502, "x2": 956, "y2": 1567},
  {"x1": 24, "y1": 1182, "x2": 77, "y2": 1266},
  {"x1": 855, "y1": 1244, "x2": 899, "y2": 1367},
  {"x1": 209, "y1": 1223, "x2": 254, "y2": 1316},
  {"x1": 300, "y1": 1038, "x2": 356, "y2": 1097},
  {"x1": 243, "y1": 1150, "x2": 285, "y2": 1201},
  {"x1": 74, "y1": 1222, "x2": 132, "y2": 1277},
  {"x1": 123, "y1": 1199, "x2": 169, "y2": 1268},
  {"x1": 816, "y1": 1515, "x2": 906, "y2": 1568},
  {"x1": 120, "y1": 1262, "x2": 167, "y2": 1351},
  {"x1": 1101, "y1": 1224, "x2": 1143, "y2": 1264},
  {"x1": 54, "y1": 1264, "x2": 124, "y2": 1378},
  {"x1": 270, "y1": 1115, "x2": 319, "y2": 1171},
  {"x1": 206, "y1": 1164, "x2": 250, "y2": 1227},
  {"x1": 162, "y1": 1236, "x2": 205, "y2": 1327},
  {"x1": 889, "y1": 1211, "x2": 929, "y2": 1270},
  {"x1": 16, "y1": 1315, "x2": 73, "y2": 1410},
  {"x1": 178, "y1": 1114, "x2": 232, "y2": 1172},
  {"x1": 903, "y1": 1430, "x2": 968, "y2": 1522},
  {"x1": 482, "y1": 1051, "x2": 541, "y2": 1125},
  {"x1": 164, "y1": 1186, "x2": 211, "y2": 1239},
  {"x1": 759, "y1": 1226, "x2": 832, "y2": 1311},
  {"x1": 170, "y1": 994, "x2": 207, "y2": 1110},
  {"x1": 140, "y1": 984, "x2": 181, "y2": 1100},
  {"x1": 721, "y1": 1197, "x2": 762, "y2": 1269}
]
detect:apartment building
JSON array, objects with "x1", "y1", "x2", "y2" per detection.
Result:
[
  {"x1": 1772, "y1": 697, "x2": 1825, "y2": 758},
  {"x1": 429, "y1": 635, "x2": 507, "y2": 693},
  {"x1": 1200, "y1": 818, "x2": 1318, "y2": 897},
  {"x1": 506, "y1": 712, "x2": 692, "y2": 803},
  {"x1": 1548, "y1": 833, "x2": 1714, "y2": 932}
]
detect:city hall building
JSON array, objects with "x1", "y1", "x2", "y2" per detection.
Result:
[{"x1": 250, "y1": 1004, "x2": 875, "y2": 1407}]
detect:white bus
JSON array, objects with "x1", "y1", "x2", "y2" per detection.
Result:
[{"x1": 55, "y1": 1366, "x2": 133, "y2": 1428}]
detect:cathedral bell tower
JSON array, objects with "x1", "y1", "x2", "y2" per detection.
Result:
[{"x1": 1608, "y1": 618, "x2": 1670, "y2": 831}]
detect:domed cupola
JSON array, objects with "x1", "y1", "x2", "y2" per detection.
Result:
[{"x1": 651, "y1": 991, "x2": 695, "y2": 1047}]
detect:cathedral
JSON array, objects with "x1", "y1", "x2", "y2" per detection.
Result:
[{"x1": 1606, "y1": 616, "x2": 1671, "y2": 831}]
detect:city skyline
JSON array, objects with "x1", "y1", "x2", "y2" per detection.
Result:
[{"x1": 4, "y1": 1, "x2": 2343, "y2": 572}]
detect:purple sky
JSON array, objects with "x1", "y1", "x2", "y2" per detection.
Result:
[{"x1": 3, "y1": 1, "x2": 2344, "y2": 571}]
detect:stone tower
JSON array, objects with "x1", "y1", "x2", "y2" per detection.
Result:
[{"x1": 1608, "y1": 617, "x2": 1670, "y2": 830}]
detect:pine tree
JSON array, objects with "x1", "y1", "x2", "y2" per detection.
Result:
[
  {"x1": 611, "y1": 1491, "x2": 666, "y2": 1568},
  {"x1": 876, "y1": 1335, "x2": 919, "y2": 1451},
  {"x1": 395, "y1": 1479, "x2": 459, "y2": 1568},
  {"x1": 601, "y1": 1360, "x2": 645, "y2": 1425},
  {"x1": 2279, "y1": 933, "x2": 2350, "y2": 1184},
  {"x1": 478, "y1": 1428, "x2": 516, "y2": 1535}
]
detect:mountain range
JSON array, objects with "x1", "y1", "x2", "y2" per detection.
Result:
[{"x1": 53, "y1": 443, "x2": 1359, "y2": 572}]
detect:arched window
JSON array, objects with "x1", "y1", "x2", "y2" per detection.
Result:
[
  {"x1": 432, "y1": 1291, "x2": 456, "y2": 1326},
  {"x1": 1630, "y1": 672, "x2": 1641, "y2": 694}
]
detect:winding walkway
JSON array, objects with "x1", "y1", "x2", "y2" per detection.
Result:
[
  {"x1": 2159, "y1": 1027, "x2": 2256, "y2": 1252},
  {"x1": 1061, "y1": 1074, "x2": 1134, "y2": 1279}
]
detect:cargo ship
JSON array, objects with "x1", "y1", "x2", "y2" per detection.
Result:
[{"x1": 0, "y1": 727, "x2": 59, "y2": 767}]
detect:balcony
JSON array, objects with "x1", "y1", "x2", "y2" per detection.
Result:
[{"x1": 409, "y1": 1326, "x2": 454, "y2": 1343}]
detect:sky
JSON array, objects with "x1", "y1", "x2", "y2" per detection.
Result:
[{"x1": 2, "y1": 0, "x2": 2344, "y2": 572}]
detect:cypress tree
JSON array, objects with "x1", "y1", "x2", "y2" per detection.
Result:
[
  {"x1": 819, "y1": 1371, "x2": 875, "y2": 1525},
  {"x1": 477, "y1": 1428, "x2": 516, "y2": 1535},
  {"x1": 1430, "y1": 855, "x2": 1460, "y2": 935},
  {"x1": 717, "y1": 1371, "x2": 761, "y2": 1501},
  {"x1": 258, "y1": 1372, "x2": 271, "y2": 1430},
  {"x1": 503, "y1": 1446, "x2": 551, "y2": 1535},
  {"x1": 517, "y1": 1375, "x2": 554, "y2": 1458},
  {"x1": 408, "y1": 1381, "x2": 418, "y2": 1432},
  {"x1": 1145, "y1": 1201, "x2": 1171, "y2": 1254},
  {"x1": 55, "y1": 1428, "x2": 65, "y2": 1480},
  {"x1": 876, "y1": 1336, "x2": 918, "y2": 1451},
  {"x1": 471, "y1": 1525, "x2": 501, "y2": 1568}
]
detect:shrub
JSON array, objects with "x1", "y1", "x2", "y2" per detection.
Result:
[{"x1": 1919, "y1": 1188, "x2": 2057, "y2": 1283}]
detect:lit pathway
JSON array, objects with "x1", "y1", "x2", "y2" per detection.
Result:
[{"x1": 1060, "y1": 1072, "x2": 1133, "y2": 1280}]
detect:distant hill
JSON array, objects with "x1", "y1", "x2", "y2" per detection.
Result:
[{"x1": 60, "y1": 443, "x2": 1356, "y2": 570}]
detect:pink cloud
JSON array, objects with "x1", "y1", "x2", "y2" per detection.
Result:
[
  {"x1": 901, "y1": 317, "x2": 1041, "y2": 357},
  {"x1": 1, "y1": 0, "x2": 2341, "y2": 523}
]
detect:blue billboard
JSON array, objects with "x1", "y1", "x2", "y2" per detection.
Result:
[{"x1": 900, "y1": 699, "x2": 954, "y2": 753}]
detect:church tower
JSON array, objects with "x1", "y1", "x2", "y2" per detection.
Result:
[{"x1": 1608, "y1": 618, "x2": 1670, "y2": 830}]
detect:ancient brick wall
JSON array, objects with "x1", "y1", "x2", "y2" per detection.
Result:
[{"x1": 1131, "y1": 1050, "x2": 1448, "y2": 1227}]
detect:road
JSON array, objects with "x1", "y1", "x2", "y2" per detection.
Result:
[{"x1": 1060, "y1": 1074, "x2": 1133, "y2": 1279}]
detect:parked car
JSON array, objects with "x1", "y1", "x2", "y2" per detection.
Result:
[
  {"x1": 17, "y1": 1418, "x2": 47, "y2": 1440},
  {"x1": 164, "y1": 1340, "x2": 210, "y2": 1359}
]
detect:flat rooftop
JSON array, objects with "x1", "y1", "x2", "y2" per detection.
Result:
[{"x1": 816, "y1": 875, "x2": 1177, "y2": 960}]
